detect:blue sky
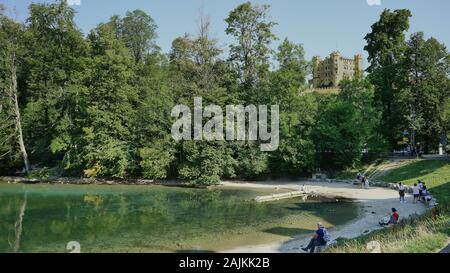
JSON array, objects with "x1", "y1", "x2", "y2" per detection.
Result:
[{"x1": 2, "y1": 0, "x2": 449, "y2": 67}]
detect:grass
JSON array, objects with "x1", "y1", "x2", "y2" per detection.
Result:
[
  {"x1": 379, "y1": 160, "x2": 450, "y2": 204},
  {"x1": 328, "y1": 159, "x2": 450, "y2": 253},
  {"x1": 333, "y1": 159, "x2": 386, "y2": 180},
  {"x1": 328, "y1": 215, "x2": 449, "y2": 253}
]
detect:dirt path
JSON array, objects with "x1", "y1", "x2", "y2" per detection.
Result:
[
  {"x1": 368, "y1": 159, "x2": 413, "y2": 181},
  {"x1": 439, "y1": 239, "x2": 450, "y2": 253},
  {"x1": 220, "y1": 181, "x2": 428, "y2": 253}
]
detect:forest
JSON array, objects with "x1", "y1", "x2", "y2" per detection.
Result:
[{"x1": 0, "y1": 1, "x2": 449, "y2": 184}]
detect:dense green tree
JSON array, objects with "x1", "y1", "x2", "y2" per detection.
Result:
[
  {"x1": 364, "y1": 9, "x2": 412, "y2": 148},
  {"x1": 339, "y1": 76, "x2": 389, "y2": 156},
  {"x1": 21, "y1": 0, "x2": 88, "y2": 167},
  {"x1": 166, "y1": 16, "x2": 238, "y2": 184},
  {"x1": 1, "y1": 2, "x2": 448, "y2": 183},
  {"x1": 0, "y1": 13, "x2": 30, "y2": 173},
  {"x1": 136, "y1": 53, "x2": 176, "y2": 179},
  {"x1": 223, "y1": 3, "x2": 278, "y2": 179},
  {"x1": 107, "y1": 10, "x2": 158, "y2": 63},
  {"x1": 404, "y1": 32, "x2": 450, "y2": 152},
  {"x1": 314, "y1": 77, "x2": 385, "y2": 169},
  {"x1": 269, "y1": 39, "x2": 316, "y2": 174},
  {"x1": 225, "y1": 1, "x2": 276, "y2": 103},
  {"x1": 178, "y1": 141, "x2": 236, "y2": 184},
  {"x1": 80, "y1": 23, "x2": 139, "y2": 178}
]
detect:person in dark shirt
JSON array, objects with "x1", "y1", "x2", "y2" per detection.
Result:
[{"x1": 302, "y1": 223, "x2": 328, "y2": 253}]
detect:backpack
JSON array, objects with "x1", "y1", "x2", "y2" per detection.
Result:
[{"x1": 380, "y1": 216, "x2": 390, "y2": 225}]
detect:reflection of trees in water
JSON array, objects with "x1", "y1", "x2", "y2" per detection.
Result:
[
  {"x1": 0, "y1": 186, "x2": 358, "y2": 252},
  {"x1": 83, "y1": 194, "x2": 104, "y2": 208},
  {"x1": 8, "y1": 192, "x2": 27, "y2": 252}
]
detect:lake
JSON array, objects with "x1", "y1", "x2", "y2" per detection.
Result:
[{"x1": 0, "y1": 183, "x2": 358, "y2": 253}]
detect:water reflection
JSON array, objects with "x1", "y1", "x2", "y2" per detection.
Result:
[{"x1": 0, "y1": 184, "x2": 358, "y2": 253}]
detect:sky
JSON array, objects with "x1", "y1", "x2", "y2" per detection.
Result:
[{"x1": 1, "y1": 0, "x2": 449, "y2": 68}]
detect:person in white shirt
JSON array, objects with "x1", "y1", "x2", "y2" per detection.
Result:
[
  {"x1": 398, "y1": 183, "x2": 406, "y2": 203},
  {"x1": 418, "y1": 181, "x2": 424, "y2": 196},
  {"x1": 412, "y1": 183, "x2": 420, "y2": 204}
]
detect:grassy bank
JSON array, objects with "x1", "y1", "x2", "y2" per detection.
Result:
[
  {"x1": 328, "y1": 159, "x2": 450, "y2": 253},
  {"x1": 333, "y1": 159, "x2": 386, "y2": 180},
  {"x1": 379, "y1": 160, "x2": 450, "y2": 204}
]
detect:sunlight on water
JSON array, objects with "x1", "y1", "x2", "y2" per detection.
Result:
[{"x1": 0, "y1": 183, "x2": 358, "y2": 253}]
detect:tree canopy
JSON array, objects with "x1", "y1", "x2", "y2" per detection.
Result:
[{"x1": 0, "y1": 2, "x2": 448, "y2": 183}]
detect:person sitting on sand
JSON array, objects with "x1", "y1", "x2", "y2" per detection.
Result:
[
  {"x1": 302, "y1": 223, "x2": 330, "y2": 253},
  {"x1": 379, "y1": 208, "x2": 399, "y2": 226}
]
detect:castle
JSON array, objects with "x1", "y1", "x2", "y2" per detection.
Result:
[{"x1": 310, "y1": 51, "x2": 362, "y2": 89}]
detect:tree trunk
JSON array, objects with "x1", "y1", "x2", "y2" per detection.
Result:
[{"x1": 10, "y1": 53, "x2": 30, "y2": 173}]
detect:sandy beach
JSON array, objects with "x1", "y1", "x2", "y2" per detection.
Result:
[{"x1": 220, "y1": 181, "x2": 428, "y2": 253}]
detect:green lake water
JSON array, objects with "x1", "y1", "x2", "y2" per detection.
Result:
[{"x1": 0, "y1": 183, "x2": 358, "y2": 253}]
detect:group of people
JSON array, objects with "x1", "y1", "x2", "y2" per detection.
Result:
[
  {"x1": 380, "y1": 180, "x2": 437, "y2": 227},
  {"x1": 410, "y1": 180, "x2": 433, "y2": 205},
  {"x1": 356, "y1": 173, "x2": 370, "y2": 189},
  {"x1": 301, "y1": 177, "x2": 439, "y2": 253}
]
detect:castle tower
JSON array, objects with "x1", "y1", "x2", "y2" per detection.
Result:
[
  {"x1": 354, "y1": 54, "x2": 362, "y2": 74},
  {"x1": 312, "y1": 56, "x2": 321, "y2": 88},
  {"x1": 330, "y1": 51, "x2": 340, "y2": 87}
]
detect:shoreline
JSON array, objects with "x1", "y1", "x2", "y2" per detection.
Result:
[
  {"x1": 219, "y1": 181, "x2": 428, "y2": 253},
  {"x1": 0, "y1": 177, "x2": 430, "y2": 253}
]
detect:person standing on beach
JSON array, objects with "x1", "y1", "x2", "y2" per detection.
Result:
[
  {"x1": 360, "y1": 175, "x2": 366, "y2": 189},
  {"x1": 398, "y1": 183, "x2": 406, "y2": 203},
  {"x1": 418, "y1": 180, "x2": 424, "y2": 196},
  {"x1": 412, "y1": 183, "x2": 420, "y2": 204},
  {"x1": 364, "y1": 176, "x2": 370, "y2": 189}
]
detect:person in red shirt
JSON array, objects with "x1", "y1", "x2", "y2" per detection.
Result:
[
  {"x1": 379, "y1": 208, "x2": 399, "y2": 226},
  {"x1": 390, "y1": 208, "x2": 399, "y2": 224}
]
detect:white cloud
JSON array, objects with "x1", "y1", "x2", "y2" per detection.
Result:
[
  {"x1": 67, "y1": 0, "x2": 81, "y2": 6},
  {"x1": 366, "y1": 0, "x2": 381, "y2": 6}
]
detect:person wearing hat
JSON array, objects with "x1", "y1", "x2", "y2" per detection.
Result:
[{"x1": 301, "y1": 223, "x2": 329, "y2": 253}]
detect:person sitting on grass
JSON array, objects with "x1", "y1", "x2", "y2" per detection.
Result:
[
  {"x1": 379, "y1": 208, "x2": 399, "y2": 226},
  {"x1": 302, "y1": 223, "x2": 330, "y2": 253}
]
